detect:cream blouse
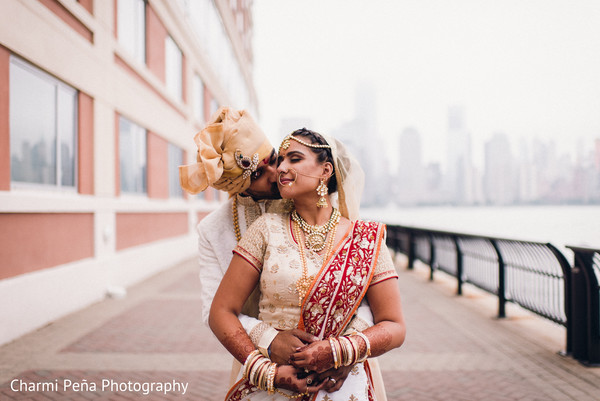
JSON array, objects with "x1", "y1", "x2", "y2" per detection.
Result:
[{"x1": 234, "y1": 213, "x2": 398, "y2": 331}]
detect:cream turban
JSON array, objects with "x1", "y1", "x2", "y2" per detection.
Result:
[{"x1": 179, "y1": 107, "x2": 272, "y2": 196}]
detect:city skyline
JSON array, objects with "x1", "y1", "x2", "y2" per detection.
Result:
[{"x1": 253, "y1": 0, "x2": 600, "y2": 173}]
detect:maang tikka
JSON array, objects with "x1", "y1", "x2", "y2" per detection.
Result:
[{"x1": 316, "y1": 178, "x2": 328, "y2": 208}]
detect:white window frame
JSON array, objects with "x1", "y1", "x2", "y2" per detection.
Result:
[
  {"x1": 9, "y1": 56, "x2": 78, "y2": 192},
  {"x1": 193, "y1": 74, "x2": 205, "y2": 123},
  {"x1": 165, "y1": 35, "x2": 183, "y2": 101},
  {"x1": 168, "y1": 143, "x2": 184, "y2": 198},
  {"x1": 117, "y1": 0, "x2": 146, "y2": 65},
  {"x1": 119, "y1": 116, "x2": 147, "y2": 195}
]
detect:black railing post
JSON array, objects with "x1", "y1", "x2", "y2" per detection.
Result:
[
  {"x1": 429, "y1": 233, "x2": 435, "y2": 281},
  {"x1": 454, "y1": 236, "x2": 463, "y2": 296},
  {"x1": 490, "y1": 239, "x2": 506, "y2": 319},
  {"x1": 567, "y1": 246, "x2": 600, "y2": 366},
  {"x1": 547, "y1": 243, "x2": 573, "y2": 356},
  {"x1": 407, "y1": 230, "x2": 415, "y2": 270}
]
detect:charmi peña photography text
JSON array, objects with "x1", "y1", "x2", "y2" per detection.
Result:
[{"x1": 10, "y1": 378, "x2": 189, "y2": 396}]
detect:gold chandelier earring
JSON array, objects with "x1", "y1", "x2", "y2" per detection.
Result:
[{"x1": 316, "y1": 178, "x2": 328, "y2": 208}]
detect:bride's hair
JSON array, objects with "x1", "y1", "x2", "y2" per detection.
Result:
[{"x1": 289, "y1": 128, "x2": 338, "y2": 193}]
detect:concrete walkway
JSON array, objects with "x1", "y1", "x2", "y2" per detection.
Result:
[{"x1": 1, "y1": 256, "x2": 599, "y2": 400}]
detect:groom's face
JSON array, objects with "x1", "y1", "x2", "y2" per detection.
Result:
[{"x1": 244, "y1": 149, "x2": 280, "y2": 200}]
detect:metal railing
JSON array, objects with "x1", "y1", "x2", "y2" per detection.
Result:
[
  {"x1": 567, "y1": 246, "x2": 600, "y2": 366},
  {"x1": 386, "y1": 224, "x2": 600, "y2": 366}
]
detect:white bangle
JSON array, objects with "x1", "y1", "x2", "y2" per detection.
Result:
[{"x1": 354, "y1": 332, "x2": 371, "y2": 362}]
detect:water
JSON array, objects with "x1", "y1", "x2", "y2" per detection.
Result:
[{"x1": 360, "y1": 205, "x2": 600, "y2": 252}]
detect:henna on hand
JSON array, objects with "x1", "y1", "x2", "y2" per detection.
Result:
[
  {"x1": 291, "y1": 340, "x2": 333, "y2": 373},
  {"x1": 275, "y1": 366, "x2": 310, "y2": 394},
  {"x1": 317, "y1": 365, "x2": 352, "y2": 393},
  {"x1": 271, "y1": 329, "x2": 317, "y2": 365}
]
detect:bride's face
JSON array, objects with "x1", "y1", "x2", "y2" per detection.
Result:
[{"x1": 276, "y1": 139, "x2": 327, "y2": 200}]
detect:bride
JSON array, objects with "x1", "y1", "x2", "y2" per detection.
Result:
[{"x1": 209, "y1": 128, "x2": 406, "y2": 400}]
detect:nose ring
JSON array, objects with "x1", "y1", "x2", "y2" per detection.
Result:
[{"x1": 278, "y1": 169, "x2": 297, "y2": 186}]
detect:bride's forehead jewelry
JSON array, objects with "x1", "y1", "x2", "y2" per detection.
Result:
[{"x1": 279, "y1": 134, "x2": 331, "y2": 153}]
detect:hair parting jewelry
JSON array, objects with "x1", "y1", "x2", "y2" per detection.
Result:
[{"x1": 279, "y1": 133, "x2": 331, "y2": 153}]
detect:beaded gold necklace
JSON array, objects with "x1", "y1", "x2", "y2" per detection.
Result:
[
  {"x1": 292, "y1": 209, "x2": 339, "y2": 305},
  {"x1": 232, "y1": 196, "x2": 241, "y2": 242},
  {"x1": 291, "y1": 208, "x2": 340, "y2": 252}
]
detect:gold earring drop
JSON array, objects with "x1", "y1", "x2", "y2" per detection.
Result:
[{"x1": 316, "y1": 178, "x2": 328, "y2": 208}]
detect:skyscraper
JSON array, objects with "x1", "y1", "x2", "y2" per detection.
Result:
[
  {"x1": 484, "y1": 133, "x2": 517, "y2": 205},
  {"x1": 397, "y1": 127, "x2": 424, "y2": 205},
  {"x1": 446, "y1": 105, "x2": 475, "y2": 204}
]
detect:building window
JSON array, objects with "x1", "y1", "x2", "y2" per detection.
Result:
[
  {"x1": 9, "y1": 57, "x2": 77, "y2": 189},
  {"x1": 168, "y1": 143, "x2": 183, "y2": 198},
  {"x1": 165, "y1": 36, "x2": 183, "y2": 101},
  {"x1": 182, "y1": 0, "x2": 250, "y2": 109},
  {"x1": 193, "y1": 74, "x2": 205, "y2": 122},
  {"x1": 210, "y1": 98, "x2": 219, "y2": 116},
  {"x1": 119, "y1": 116, "x2": 147, "y2": 194},
  {"x1": 117, "y1": 0, "x2": 145, "y2": 64}
]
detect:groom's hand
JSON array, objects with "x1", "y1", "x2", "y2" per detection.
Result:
[{"x1": 270, "y1": 329, "x2": 318, "y2": 365}]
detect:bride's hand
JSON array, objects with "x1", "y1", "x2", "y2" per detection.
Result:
[
  {"x1": 289, "y1": 340, "x2": 334, "y2": 373},
  {"x1": 275, "y1": 365, "x2": 325, "y2": 394}
]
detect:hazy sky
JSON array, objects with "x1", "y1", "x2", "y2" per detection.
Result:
[{"x1": 252, "y1": 0, "x2": 600, "y2": 170}]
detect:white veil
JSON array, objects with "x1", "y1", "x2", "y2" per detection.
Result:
[{"x1": 322, "y1": 134, "x2": 365, "y2": 221}]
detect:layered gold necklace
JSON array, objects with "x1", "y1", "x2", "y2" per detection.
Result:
[
  {"x1": 291, "y1": 208, "x2": 340, "y2": 252},
  {"x1": 292, "y1": 208, "x2": 340, "y2": 305}
]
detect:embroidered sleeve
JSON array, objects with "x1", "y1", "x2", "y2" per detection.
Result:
[
  {"x1": 371, "y1": 227, "x2": 398, "y2": 284},
  {"x1": 344, "y1": 315, "x2": 371, "y2": 334},
  {"x1": 234, "y1": 215, "x2": 268, "y2": 272}
]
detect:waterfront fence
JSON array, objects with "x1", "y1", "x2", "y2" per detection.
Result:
[{"x1": 386, "y1": 224, "x2": 600, "y2": 366}]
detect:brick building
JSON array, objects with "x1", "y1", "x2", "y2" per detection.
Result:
[{"x1": 0, "y1": 0, "x2": 257, "y2": 345}]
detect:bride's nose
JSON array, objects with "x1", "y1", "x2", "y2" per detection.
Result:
[{"x1": 276, "y1": 161, "x2": 288, "y2": 173}]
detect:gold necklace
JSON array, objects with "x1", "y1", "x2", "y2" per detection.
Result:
[
  {"x1": 232, "y1": 196, "x2": 241, "y2": 242},
  {"x1": 293, "y1": 220, "x2": 312, "y2": 306},
  {"x1": 322, "y1": 221, "x2": 338, "y2": 263},
  {"x1": 291, "y1": 208, "x2": 340, "y2": 252},
  {"x1": 292, "y1": 215, "x2": 339, "y2": 306}
]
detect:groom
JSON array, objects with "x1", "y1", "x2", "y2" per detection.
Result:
[{"x1": 180, "y1": 106, "x2": 383, "y2": 396}]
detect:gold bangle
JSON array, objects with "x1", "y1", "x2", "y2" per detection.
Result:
[
  {"x1": 339, "y1": 336, "x2": 352, "y2": 366},
  {"x1": 243, "y1": 350, "x2": 262, "y2": 380},
  {"x1": 329, "y1": 337, "x2": 340, "y2": 369},
  {"x1": 342, "y1": 335, "x2": 358, "y2": 365},
  {"x1": 267, "y1": 363, "x2": 277, "y2": 394}
]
